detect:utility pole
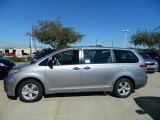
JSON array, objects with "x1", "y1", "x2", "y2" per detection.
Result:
[
  {"x1": 29, "y1": 28, "x2": 33, "y2": 54},
  {"x1": 96, "y1": 39, "x2": 98, "y2": 46},
  {"x1": 112, "y1": 41, "x2": 113, "y2": 48},
  {"x1": 122, "y1": 29, "x2": 130, "y2": 48},
  {"x1": 96, "y1": 39, "x2": 99, "y2": 46},
  {"x1": 34, "y1": 39, "x2": 36, "y2": 51}
]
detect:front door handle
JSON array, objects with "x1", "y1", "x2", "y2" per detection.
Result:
[
  {"x1": 73, "y1": 67, "x2": 81, "y2": 70},
  {"x1": 83, "y1": 66, "x2": 91, "y2": 70}
]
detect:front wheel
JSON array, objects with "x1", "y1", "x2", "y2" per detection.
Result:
[
  {"x1": 114, "y1": 78, "x2": 133, "y2": 98},
  {"x1": 18, "y1": 80, "x2": 43, "y2": 103}
]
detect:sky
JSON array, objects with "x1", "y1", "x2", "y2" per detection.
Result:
[{"x1": 0, "y1": 0, "x2": 160, "y2": 48}]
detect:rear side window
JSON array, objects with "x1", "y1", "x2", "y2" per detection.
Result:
[
  {"x1": 83, "y1": 49, "x2": 112, "y2": 64},
  {"x1": 113, "y1": 50, "x2": 139, "y2": 63}
]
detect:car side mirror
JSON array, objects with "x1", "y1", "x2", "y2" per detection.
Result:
[{"x1": 48, "y1": 60, "x2": 54, "y2": 69}]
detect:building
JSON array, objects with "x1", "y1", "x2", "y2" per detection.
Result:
[{"x1": 0, "y1": 47, "x2": 43, "y2": 57}]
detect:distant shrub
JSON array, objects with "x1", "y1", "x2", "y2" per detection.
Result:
[
  {"x1": 27, "y1": 56, "x2": 34, "y2": 61},
  {"x1": 9, "y1": 56, "x2": 25, "y2": 62}
]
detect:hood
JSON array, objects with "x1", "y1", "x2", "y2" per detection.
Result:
[
  {"x1": 8, "y1": 61, "x2": 36, "y2": 75},
  {"x1": 14, "y1": 62, "x2": 31, "y2": 69}
]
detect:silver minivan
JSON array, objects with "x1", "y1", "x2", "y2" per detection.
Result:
[{"x1": 4, "y1": 47, "x2": 147, "y2": 102}]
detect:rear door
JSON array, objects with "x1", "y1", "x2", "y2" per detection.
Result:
[
  {"x1": 81, "y1": 49, "x2": 118, "y2": 90},
  {"x1": 113, "y1": 49, "x2": 141, "y2": 78}
]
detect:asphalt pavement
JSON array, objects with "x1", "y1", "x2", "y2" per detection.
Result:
[{"x1": 0, "y1": 73, "x2": 160, "y2": 120}]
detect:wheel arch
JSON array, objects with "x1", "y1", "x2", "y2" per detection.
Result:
[
  {"x1": 15, "y1": 77, "x2": 45, "y2": 97},
  {"x1": 114, "y1": 76, "x2": 135, "y2": 89}
]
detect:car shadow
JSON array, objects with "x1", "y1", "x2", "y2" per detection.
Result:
[
  {"x1": 44, "y1": 92, "x2": 111, "y2": 98},
  {"x1": 134, "y1": 96, "x2": 160, "y2": 120},
  {"x1": 147, "y1": 72, "x2": 155, "y2": 74}
]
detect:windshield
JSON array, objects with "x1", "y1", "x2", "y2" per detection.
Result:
[
  {"x1": 139, "y1": 52, "x2": 151, "y2": 59},
  {"x1": 35, "y1": 49, "x2": 57, "y2": 60}
]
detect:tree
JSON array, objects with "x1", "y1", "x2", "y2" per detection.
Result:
[
  {"x1": 130, "y1": 29, "x2": 150, "y2": 47},
  {"x1": 130, "y1": 27, "x2": 160, "y2": 49},
  {"x1": 152, "y1": 26, "x2": 160, "y2": 49},
  {"x1": 28, "y1": 18, "x2": 85, "y2": 49}
]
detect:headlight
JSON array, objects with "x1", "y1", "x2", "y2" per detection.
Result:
[{"x1": 10, "y1": 68, "x2": 20, "y2": 74}]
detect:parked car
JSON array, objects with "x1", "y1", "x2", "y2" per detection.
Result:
[
  {"x1": 0, "y1": 57, "x2": 16, "y2": 80},
  {"x1": 138, "y1": 51, "x2": 159, "y2": 72},
  {"x1": 4, "y1": 47, "x2": 147, "y2": 102},
  {"x1": 145, "y1": 51, "x2": 160, "y2": 71}
]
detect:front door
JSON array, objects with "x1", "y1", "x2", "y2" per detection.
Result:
[{"x1": 45, "y1": 50, "x2": 81, "y2": 92}]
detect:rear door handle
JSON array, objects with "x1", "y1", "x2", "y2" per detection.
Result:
[
  {"x1": 73, "y1": 67, "x2": 81, "y2": 70},
  {"x1": 83, "y1": 66, "x2": 91, "y2": 70}
]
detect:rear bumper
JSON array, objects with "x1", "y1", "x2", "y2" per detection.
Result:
[
  {"x1": 146, "y1": 64, "x2": 159, "y2": 72},
  {"x1": 0, "y1": 69, "x2": 10, "y2": 79},
  {"x1": 135, "y1": 75, "x2": 148, "y2": 89},
  {"x1": 135, "y1": 82, "x2": 147, "y2": 89}
]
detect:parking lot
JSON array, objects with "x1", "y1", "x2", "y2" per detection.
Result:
[{"x1": 0, "y1": 73, "x2": 160, "y2": 120}]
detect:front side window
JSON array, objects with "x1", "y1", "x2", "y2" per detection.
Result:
[
  {"x1": 52, "y1": 50, "x2": 79, "y2": 65},
  {"x1": 113, "y1": 50, "x2": 139, "y2": 63},
  {"x1": 83, "y1": 49, "x2": 112, "y2": 64},
  {"x1": 39, "y1": 58, "x2": 48, "y2": 66}
]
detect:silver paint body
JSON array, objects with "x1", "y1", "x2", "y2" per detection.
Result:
[{"x1": 4, "y1": 47, "x2": 147, "y2": 96}]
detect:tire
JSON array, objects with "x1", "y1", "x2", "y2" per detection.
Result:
[
  {"x1": 114, "y1": 78, "x2": 133, "y2": 98},
  {"x1": 18, "y1": 79, "x2": 43, "y2": 103}
]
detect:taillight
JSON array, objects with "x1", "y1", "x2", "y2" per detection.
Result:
[{"x1": 140, "y1": 64, "x2": 147, "y2": 69}]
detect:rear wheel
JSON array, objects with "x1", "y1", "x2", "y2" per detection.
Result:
[
  {"x1": 18, "y1": 80, "x2": 43, "y2": 103},
  {"x1": 114, "y1": 78, "x2": 133, "y2": 98}
]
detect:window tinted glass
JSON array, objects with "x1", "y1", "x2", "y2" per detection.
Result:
[
  {"x1": 146, "y1": 52, "x2": 160, "y2": 59},
  {"x1": 139, "y1": 52, "x2": 151, "y2": 59},
  {"x1": 52, "y1": 50, "x2": 79, "y2": 65},
  {"x1": 83, "y1": 49, "x2": 112, "y2": 64},
  {"x1": 39, "y1": 58, "x2": 48, "y2": 66},
  {"x1": 113, "y1": 50, "x2": 138, "y2": 63}
]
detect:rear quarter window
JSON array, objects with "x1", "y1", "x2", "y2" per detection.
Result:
[{"x1": 113, "y1": 50, "x2": 139, "y2": 63}]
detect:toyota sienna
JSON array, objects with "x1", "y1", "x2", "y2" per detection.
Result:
[{"x1": 4, "y1": 47, "x2": 147, "y2": 102}]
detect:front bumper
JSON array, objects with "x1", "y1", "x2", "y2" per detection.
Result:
[{"x1": 4, "y1": 74, "x2": 18, "y2": 96}]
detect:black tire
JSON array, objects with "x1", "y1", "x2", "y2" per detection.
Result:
[
  {"x1": 18, "y1": 79, "x2": 43, "y2": 103},
  {"x1": 7, "y1": 95, "x2": 17, "y2": 100},
  {"x1": 113, "y1": 78, "x2": 133, "y2": 98}
]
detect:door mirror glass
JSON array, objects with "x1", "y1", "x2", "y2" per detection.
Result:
[{"x1": 48, "y1": 60, "x2": 54, "y2": 68}]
